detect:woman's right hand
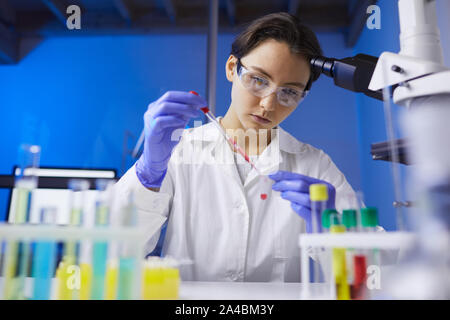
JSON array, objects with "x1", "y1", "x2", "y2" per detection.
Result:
[{"x1": 136, "y1": 91, "x2": 207, "y2": 188}]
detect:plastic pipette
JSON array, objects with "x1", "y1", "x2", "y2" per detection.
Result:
[{"x1": 189, "y1": 91, "x2": 263, "y2": 176}]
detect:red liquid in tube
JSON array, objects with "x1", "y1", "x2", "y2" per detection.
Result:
[{"x1": 351, "y1": 254, "x2": 368, "y2": 300}]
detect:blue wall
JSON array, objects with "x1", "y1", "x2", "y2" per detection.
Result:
[
  {"x1": 1, "y1": 31, "x2": 360, "y2": 222},
  {"x1": 352, "y1": 0, "x2": 402, "y2": 231}
]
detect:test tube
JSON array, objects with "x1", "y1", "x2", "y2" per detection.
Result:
[
  {"x1": 79, "y1": 188, "x2": 95, "y2": 300},
  {"x1": 309, "y1": 184, "x2": 328, "y2": 284},
  {"x1": 57, "y1": 179, "x2": 90, "y2": 300},
  {"x1": 321, "y1": 209, "x2": 338, "y2": 233},
  {"x1": 330, "y1": 220, "x2": 351, "y2": 300},
  {"x1": 309, "y1": 184, "x2": 329, "y2": 234},
  {"x1": 104, "y1": 183, "x2": 120, "y2": 300},
  {"x1": 338, "y1": 207, "x2": 367, "y2": 300},
  {"x1": 90, "y1": 179, "x2": 115, "y2": 300},
  {"x1": 342, "y1": 209, "x2": 357, "y2": 297},
  {"x1": 117, "y1": 192, "x2": 138, "y2": 300},
  {"x1": 105, "y1": 258, "x2": 119, "y2": 300},
  {"x1": 361, "y1": 207, "x2": 380, "y2": 292},
  {"x1": 13, "y1": 144, "x2": 40, "y2": 223},
  {"x1": 68, "y1": 179, "x2": 90, "y2": 226},
  {"x1": 351, "y1": 253, "x2": 368, "y2": 300},
  {"x1": 316, "y1": 209, "x2": 338, "y2": 285},
  {"x1": 361, "y1": 207, "x2": 378, "y2": 233},
  {"x1": 31, "y1": 207, "x2": 57, "y2": 300},
  {"x1": 3, "y1": 145, "x2": 41, "y2": 300}
]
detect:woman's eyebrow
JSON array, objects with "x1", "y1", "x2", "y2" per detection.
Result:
[
  {"x1": 285, "y1": 81, "x2": 306, "y2": 89},
  {"x1": 249, "y1": 65, "x2": 306, "y2": 89},
  {"x1": 249, "y1": 65, "x2": 274, "y2": 80}
]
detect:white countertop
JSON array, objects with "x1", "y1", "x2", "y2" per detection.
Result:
[
  {"x1": 179, "y1": 281, "x2": 330, "y2": 300},
  {"x1": 0, "y1": 278, "x2": 331, "y2": 300}
]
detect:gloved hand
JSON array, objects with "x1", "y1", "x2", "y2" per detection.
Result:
[
  {"x1": 136, "y1": 91, "x2": 207, "y2": 188},
  {"x1": 269, "y1": 170, "x2": 336, "y2": 233}
]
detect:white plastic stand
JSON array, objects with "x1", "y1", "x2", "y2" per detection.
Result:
[{"x1": 298, "y1": 231, "x2": 416, "y2": 299}]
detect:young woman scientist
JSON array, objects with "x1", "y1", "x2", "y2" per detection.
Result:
[{"x1": 115, "y1": 12, "x2": 358, "y2": 282}]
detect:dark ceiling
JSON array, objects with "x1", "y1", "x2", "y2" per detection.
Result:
[{"x1": 0, "y1": 0, "x2": 377, "y2": 64}]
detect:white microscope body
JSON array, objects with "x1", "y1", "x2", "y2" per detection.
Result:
[{"x1": 369, "y1": 0, "x2": 450, "y2": 299}]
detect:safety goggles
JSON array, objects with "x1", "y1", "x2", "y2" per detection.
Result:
[{"x1": 236, "y1": 58, "x2": 309, "y2": 107}]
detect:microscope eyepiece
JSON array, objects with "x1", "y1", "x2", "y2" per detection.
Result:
[{"x1": 310, "y1": 56, "x2": 336, "y2": 79}]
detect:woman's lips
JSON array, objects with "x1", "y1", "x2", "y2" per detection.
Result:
[{"x1": 251, "y1": 114, "x2": 271, "y2": 124}]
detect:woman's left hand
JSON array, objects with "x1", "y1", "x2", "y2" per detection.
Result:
[{"x1": 269, "y1": 170, "x2": 336, "y2": 233}]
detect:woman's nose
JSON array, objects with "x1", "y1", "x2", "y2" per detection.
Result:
[{"x1": 259, "y1": 92, "x2": 277, "y2": 112}]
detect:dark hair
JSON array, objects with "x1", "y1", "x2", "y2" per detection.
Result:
[{"x1": 231, "y1": 12, "x2": 323, "y2": 89}]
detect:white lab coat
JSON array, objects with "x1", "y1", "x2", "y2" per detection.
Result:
[{"x1": 114, "y1": 122, "x2": 358, "y2": 282}]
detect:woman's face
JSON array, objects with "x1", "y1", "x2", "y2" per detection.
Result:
[{"x1": 226, "y1": 39, "x2": 311, "y2": 131}]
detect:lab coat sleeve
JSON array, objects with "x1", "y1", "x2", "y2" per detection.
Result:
[{"x1": 113, "y1": 163, "x2": 173, "y2": 255}]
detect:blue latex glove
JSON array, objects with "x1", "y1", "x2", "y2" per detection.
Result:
[
  {"x1": 136, "y1": 91, "x2": 207, "y2": 188},
  {"x1": 269, "y1": 170, "x2": 336, "y2": 233}
]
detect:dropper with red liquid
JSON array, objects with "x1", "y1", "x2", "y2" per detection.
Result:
[{"x1": 190, "y1": 90, "x2": 269, "y2": 200}]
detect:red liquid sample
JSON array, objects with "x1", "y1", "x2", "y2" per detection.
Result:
[
  {"x1": 260, "y1": 194, "x2": 267, "y2": 200},
  {"x1": 189, "y1": 91, "x2": 210, "y2": 114},
  {"x1": 351, "y1": 254, "x2": 368, "y2": 300}
]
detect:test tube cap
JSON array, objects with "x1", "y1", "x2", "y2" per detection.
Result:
[
  {"x1": 309, "y1": 184, "x2": 328, "y2": 201},
  {"x1": 96, "y1": 178, "x2": 115, "y2": 191},
  {"x1": 321, "y1": 209, "x2": 338, "y2": 229},
  {"x1": 342, "y1": 209, "x2": 357, "y2": 229},
  {"x1": 68, "y1": 179, "x2": 90, "y2": 191},
  {"x1": 361, "y1": 207, "x2": 378, "y2": 227}
]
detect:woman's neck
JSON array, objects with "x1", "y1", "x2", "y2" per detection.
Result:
[{"x1": 220, "y1": 104, "x2": 272, "y2": 156}]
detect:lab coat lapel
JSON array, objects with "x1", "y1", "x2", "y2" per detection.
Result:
[
  {"x1": 244, "y1": 126, "x2": 304, "y2": 186},
  {"x1": 189, "y1": 122, "x2": 303, "y2": 189},
  {"x1": 244, "y1": 128, "x2": 283, "y2": 186},
  {"x1": 212, "y1": 135, "x2": 246, "y2": 190},
  {"x1": 187, "y1": 120, "x2": 243, "y2": 188}
]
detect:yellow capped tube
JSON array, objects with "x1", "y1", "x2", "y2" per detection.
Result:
[{"x1": 330, "y1": 224, "x2": 351, "y2": 300}]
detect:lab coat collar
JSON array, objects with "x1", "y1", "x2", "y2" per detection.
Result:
[
  {"x1": 185, "y1": 119, "x2": 307, "y2": 155},
  {"x1": 184, "y1": 119, "x2": 306, "y2": 187}
]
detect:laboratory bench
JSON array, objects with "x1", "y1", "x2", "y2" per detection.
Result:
[{"x1": 0, "y1": 278, "x2": 330, "y2": 300}]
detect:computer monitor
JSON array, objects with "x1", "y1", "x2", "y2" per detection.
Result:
[{"x1": 7, "y1": 167, "x2": 116, "y2": 225}]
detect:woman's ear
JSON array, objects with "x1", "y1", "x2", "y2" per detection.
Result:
[{"x1": 225, "y1": 55, "x2": 237, "y2": 82}]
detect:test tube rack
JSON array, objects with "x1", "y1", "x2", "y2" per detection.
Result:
[
  {"x1": 298, "y1": 231, "x2": 416, "y2": 300},
  {"x1": 0, "y1": 223, "x2": 147, "y2": 300}
]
